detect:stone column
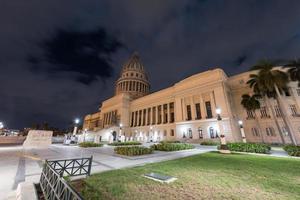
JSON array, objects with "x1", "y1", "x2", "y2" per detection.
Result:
[
  {"x1": 141, "y1": 109, "x2": 144, "y2": 126},
  {"x1": 200, "y1": 95, "x2": 206, "y2": 119},
  {"x1": 182, "y1": 98, "x2": 187, "y2": 121},
  {"x1": 145, "y1": 108, "x2": 149, "y2": 125},
  {"x1": 156, "y1": 106, "x2": 159, "y2": 124},
  {"x1": 150, "y1": 107, "x2": 153, "y2": 125},
  {"x1": 210, "y1": 92, "x2": 216, "y2": 118},
  {"x1": 167, "y1": 103, "x2": 170, "y2": 123}
]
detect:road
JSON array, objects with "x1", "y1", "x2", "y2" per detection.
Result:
[{"x1": 0, "y1": 144, "x2": 216, "y2": 200}]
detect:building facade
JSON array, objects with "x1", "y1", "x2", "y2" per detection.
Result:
[{"x1": 83, "y1": 53, "x2": 300, "y2": 144}]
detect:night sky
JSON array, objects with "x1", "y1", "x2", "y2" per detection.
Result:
[{"x1": 1, "y1": 0, "x2": 300, "y2": 129}]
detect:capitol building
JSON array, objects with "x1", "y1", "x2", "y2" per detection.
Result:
[{"x1": 83, "y1": 53, "x2": 300, "y2": 144}]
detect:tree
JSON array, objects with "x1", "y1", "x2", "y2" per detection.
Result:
[
  {"x1": 284, "y1": 59, "x2": 300, "y2": 86},
  {"x1": 247, "y1": 59, "x2": 297, "y2": 145},
  {"x1": 240, "y1": 94, "x2": 265, "y2": 143}
]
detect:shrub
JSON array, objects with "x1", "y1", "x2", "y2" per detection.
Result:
[
  {"x1": 226, "y1": 142, "x2": 271, "y2": 154},
  {"x1": 151, "y1": 143, "x2": 194, "y2": 151},
  {"x1": 200, "y1": 140, "x2": 220, "y2": 146},
  {"x1": 160, "y1": 140, "x2": 181, "y2": 143},
  {"x1": 79, "y1": 142, "x2": 103, "y2": 148},
  {"x1": 114, "y1": 146, "x2": 153, "y2": 156},
  {"x1": 108, "y1": 141, "x2": 142, "y2": 146},
  {"x1": 283, "y1": 145, "x2": 300, "y2": 157}
]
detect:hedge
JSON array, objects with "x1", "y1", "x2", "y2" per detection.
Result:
[
  {"x1": 200, "y1": 140, "x2": 220, "y2": 146},
  {"x1": 283, "y1": 145, "x2": 300, "y2": 157},
  {"x1": 114, "y1": 146, "x2": 153, "y2": 156},
  {"x1": 226, "y1": 142, "x2": 271, "y2": 154},
  {"x1": 108, "y1": 141, "x2": 142, "y2": 146},
  {"x1": 79, "y1": 142, "x2": 103, "y2": 148},
  {"x1": 159, "y1": 140, "x2": 181, "y2": 143},
  {"x1": 151, "y1": 143, "x2": 194, "y2": 151}
]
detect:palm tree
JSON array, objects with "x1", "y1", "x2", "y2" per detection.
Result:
[
  {"x1": 247, "y1": 59, "x2": 297, "y2": 145},
  {"x1": 241, "y1": 94, "x2": 265, "y2": 143},
  {"x1": 284, "y1": 59, "x2": 300, "y2": 86}
]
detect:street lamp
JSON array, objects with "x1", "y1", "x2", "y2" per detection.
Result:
[
  {"x1": 73, "y1": 118, "x2": 80, "y2": 136},
  {"x1": 238, "y1": 120, "x2": 246, "y2": 143},
  {"x1": 0, "y1": 122, "x2": 4, "y2": 129},
  {"x1": 216, "y1": 108, "x2": 222, "y2": 120},
  {"x1": 215, "y1": 107, "x2": 230, "y2": 154}
]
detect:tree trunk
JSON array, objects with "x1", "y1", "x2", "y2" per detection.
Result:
[
  {"x1": 254, "y1": 111, "x2": 265, "y2": 143},
  {"x1": 263, "y1": 96, "x2": 285, "y2": 144},
  {"x1": 274, "y1": 84, "x2": 297, "y2": 145}
]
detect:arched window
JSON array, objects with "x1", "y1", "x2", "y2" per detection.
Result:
[
  {"x1": 209, "y1": 127, "x2": 214, "y2": 138},
  {"x1": 198, "y1": 127, "x2": 203, "y2": 139},
  {"x1": 188, "y1": 128, "x2": 192, "y2": 139}
]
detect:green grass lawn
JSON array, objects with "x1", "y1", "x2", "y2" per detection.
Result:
[{"x1": 73, "y1": 152, "x2": 300, "y2": 200}]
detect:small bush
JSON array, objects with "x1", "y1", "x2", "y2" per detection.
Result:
[
  {"x1": 108, "y1": 141, "x2": 142, "y2": 146},
  {"x1": 151, "y1": 143, "x2": 194, "y2": 151},
  {"x1": 283, "y1": 145, "x2": 300, "y2": 157},
  {"x1": 226, "y1": 142, "x2": 271, "y2": 154},
  {"x1": 114, "y1": 146, "x2": 153, "y2": 156},
  {"x1": 160, "y1": 140, "x2": 181, "y2": 143},
  {"x1": 200, "y1": 140, "x2": 220, "y2": 146},
  {"x1": 79, "y1": 142, "x2": 103, "y2": 148}
]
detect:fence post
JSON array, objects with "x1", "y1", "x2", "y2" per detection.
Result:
[{"x1": 87, "y1": 156, "x2": 93, "y2": 176}]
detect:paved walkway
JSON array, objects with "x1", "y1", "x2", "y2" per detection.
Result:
[
  {"x1": 0, "y1": 144, "x2": 216, "y2": 200},
  {"x1": 1, "y1": 144, "x2": 296, "y2": 200}
]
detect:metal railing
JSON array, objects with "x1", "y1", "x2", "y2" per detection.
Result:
[{"x1": 39, "y1": 156, "x2": 93, "y2": 200}]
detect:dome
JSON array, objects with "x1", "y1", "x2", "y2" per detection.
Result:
[{"x1": 115, "y1": 52, "x2": 150, "y2": 99}]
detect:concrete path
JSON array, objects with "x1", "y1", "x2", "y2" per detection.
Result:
[{"x1": 0, "y1": 144, "x2": 216, "y2": 200}]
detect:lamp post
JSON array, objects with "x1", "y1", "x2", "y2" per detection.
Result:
[
  {"x1": 0, "y1": 122, "x2": 4, "y2": 135},
  {"x1": 73, "y1": 118, "x2": 80, "y2": 136},
  {"x1": 216, "y1": 108, "x2": 230, "y2": 154},
  {"x1": 83, "y1": 128, "x2": 87, "y2": 142},
  {"x1": 238, "y1": 120, "x2": 247, "y2": 143}
]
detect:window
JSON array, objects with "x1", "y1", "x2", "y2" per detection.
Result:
[
  {"x1": 205, "y1": 101, "x2": 213, "y2": 119},
  {"x1": 134, "y1": 111, "x2": 138, "y2": 126},
  {"x1": 163, "y1": 104, "x2": 168, "y2": 123},
  {"x1": 274, "y1": 105, "x2": 282, "y2": 117},
  {"x1": 251, "y1": 127, "x2": 259, "y2": 137},
  {"x1": 266, "y1": 127, "x2": 275, "y2": 136},
  {"x1": 198, "y1": 127, "x2": 203, "y2": 139},
  {"x1": 209, "y1": 127, "x2": 218, "y2": 138},
  {"x1": 152, "y1": 107, "x2": 156, "y2": 125},
  {"x1": 284, "y1": 88, "x2": 291, "y2": 96},
  {"x1": 170, "y1": 129, "x2": 175, "y2": 136},
  {"x1": 157, "y1": 105, "x2": 162, "y2": 124},
  {"x1": 130, "y1": 112, "x2": 134, "y2": 127},
  {"x1": 147, "y1": 108, "x2": 151, "y2": 125},
  {"x1": 195, "y1": 103, "x2": 201, "y2": 119},
  {"x1": 290, "y1": 104, "x2": 298, "y2": 116},
  {"x1": 297, "y1": 89, "x2": 300, "y2": 96},
  {"x1": 169, "y1": 102, "x2": 175, "y2": 123},
  {"x1": 246, "y1": 110, "x2": 255, "y2": 119},
  {"x1": 188, "y1": 128, "x2": 192, "y2": 139},
  {"x1": 260, "y1": 106, "x2": 268, "y2": 118},
  {"x1": 164, "y1": 130, "x2": 167, "y2": 137},
  {"x1": 138, "y1": 110, "x2": 142, "y2": 126},
  {"x1": 186, "y1": 105, "x2": 192, "y2": 120}
]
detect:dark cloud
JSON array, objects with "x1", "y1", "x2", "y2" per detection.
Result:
[
  {"x1": 1, "y1": 0, "x2": 300, "y2": 129},
  {"x1": 29, "y1": 28, "x2": 123, "y2": 85}
]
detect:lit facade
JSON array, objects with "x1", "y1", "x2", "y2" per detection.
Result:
[{"x1": 83, "y1": 53, "x2": 300, "y2": 144}]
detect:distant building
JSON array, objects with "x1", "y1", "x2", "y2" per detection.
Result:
[{"x1": 83, "y1": 52, "x2": 300, "y2": 144}]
